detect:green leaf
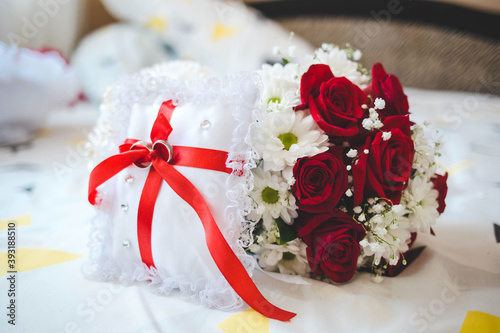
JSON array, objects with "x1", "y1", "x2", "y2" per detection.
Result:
[
  {"x1": 282, "y1": 58, "x2": 289, "y2": 65},
  {"x1": 282, "y1": 252, "x2": 296, "y2": 261},
  {"x1": 275, "y1": 218, "x2": 298, "y2": 245}
]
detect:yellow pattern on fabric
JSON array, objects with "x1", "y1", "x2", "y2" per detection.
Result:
[
  {"x1": 0, "y1": 248, "x2": 82, "y2": 277},
  {"x1": 217, "y1": 308, "x2": 269, "y2": 333},
  {"x1": 447, "y1": 160, "x2": 472, "y2": 176},
  {"x1": 460, "y1": 311, "x2": 500, "y2": 333},
  {"x1": 145, "y1": 17, "x2": 168, "y2": 34},
  {"x1": 35, "y1": 128, "x2": 53, "y2": 138},
  {"x1": 67, "y1": 137, "x2": 86, "y2": 146},
  {"x1": 212, "y1": 24, "x2": 237, "y2": 40},
  {"x1": 0, "y1": 215, "x2": 31, "y2": 231}
]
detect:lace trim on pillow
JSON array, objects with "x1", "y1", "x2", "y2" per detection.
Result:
[{"x1": 84, "y1": 62, "x2": 258, "y2": 310}]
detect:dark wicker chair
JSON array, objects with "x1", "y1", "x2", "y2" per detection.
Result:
[{"x1": 250, "y1": 0, "x2": 500, "y2": 95}]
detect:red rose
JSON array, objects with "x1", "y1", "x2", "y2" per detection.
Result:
[
  {"x1": 296, "y1": 64, "x2": 368, "y2": 140},
  {"x1": 296, "y1": 210, "x2": 366, "y2": 283},
  {"x1": 381, "y1": 114, "x2": 412, "y2": 137},
  {"x1": 363, "y1": 63, "x2": 409, "y2": 119},
  {"x1": 292, "y1": 148, "x2": 348, "y2": 213},
  {"x1": 431, "y1": 173, "x2": 448, "y2": 215},
  {"x1": 352, "y1": 127, "x2": 414, "y2": 205}
]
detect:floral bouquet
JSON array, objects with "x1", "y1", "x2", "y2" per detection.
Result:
[
  {"x1": 246, "y1": 43, "x2": 448, "y2": 283},
  {"x1": 86, "y1": 43, "x2": 448, "y2": 321}
]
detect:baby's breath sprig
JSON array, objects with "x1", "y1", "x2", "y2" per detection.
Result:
[{"x1": 356, "y1": 197, "x2": 409, "y2": 269}]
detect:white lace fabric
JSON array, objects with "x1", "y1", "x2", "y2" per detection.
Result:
[{"x1": 84, "y1": 61, "x2": 260, "y2": 310}]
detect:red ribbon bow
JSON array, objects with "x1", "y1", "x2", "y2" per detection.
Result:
[{"x1": 88, "y1": 101, "x2": 296, "y2": 322}]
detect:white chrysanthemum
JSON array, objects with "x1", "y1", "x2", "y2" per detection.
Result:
[
  {"x1": 302, "y1": 46, "x2": 369, "y2": 86},
  {"x1": 258, "y1": 63, "x2": 301, "y2": 113},
  {"x1": 359, "y1": 205, "x2": 412, "y2": 266},
  {"x1": 253, "y1": 110, "x2": 329, "y2": 171},
  {"x1": 281, "y1": 165, "x2": 295, "y2": 186},
  {"x1": 256, "y1": 238, "x2": 311, "y2": 276},
  {"x1": 247, "y1": 167, "x2": 298, "y2": 229},
  {"x1": 412, "y1": 125, "x2": 437, "y2": 180},
  {"x1": 402, "y1": 176, "x2": 439, "y2": 233}
]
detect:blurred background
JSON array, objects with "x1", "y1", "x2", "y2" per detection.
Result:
[
  {"x1": 1, "y1": 0, "x2": 499, "y2": 92},
  {"x1": 0, "y1": 0, "x2": 499, "y2": 145}
]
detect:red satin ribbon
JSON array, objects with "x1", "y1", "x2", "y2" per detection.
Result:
[{"x1": 88, "y1": 101, "x2": 296, "y2": 322}]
